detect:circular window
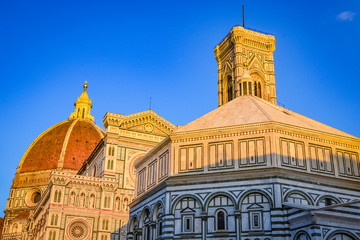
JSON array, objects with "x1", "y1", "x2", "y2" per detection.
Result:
[
  {"x1": 66, "y1": 219, "x2": 91, "y2": 240},
  {"x1": 25, "y1": 188, "x2": 42, "y2": 207},
  {"x1": 70, "y1": 222, "x2": 86, "y2": 238},
  {"x1": 32, "y1": 192, "x2": 41, "y2": 203}
]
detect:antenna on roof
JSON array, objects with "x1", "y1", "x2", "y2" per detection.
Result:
[
  {"x1": 243, "y1": 4, "x2": 245, "y2": 28},
  {"x1": 149, "y1": 97, "x2": 152, "y2": 110}
]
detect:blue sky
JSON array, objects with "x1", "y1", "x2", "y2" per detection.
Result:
[{"x1": 0, "y1": 0, "x2": 359, "y2": 216}]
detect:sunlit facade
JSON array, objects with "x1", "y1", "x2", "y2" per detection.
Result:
[
  {"x1": 1, "y1": 25, "x2": 360, "y2": 240},
  {"x1": 128, "y1": 27, "x2": 360, "y2": 240}
]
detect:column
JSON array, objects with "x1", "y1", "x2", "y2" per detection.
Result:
[
  {"x1": 149, "y1": 222, "x2": 156, "y2": 240},
  {"x1": 235, "y1": 211, "x2": 241, "y2": 240},
  {"x1": 201, "y1": 214, "x2": 207, "y2": 240},
  {"x1": 217, "y1": 63, "x2": 223, "y2": 106}
]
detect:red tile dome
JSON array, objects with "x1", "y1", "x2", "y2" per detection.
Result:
[{"x1": 19, "y1": 119, "x2": 104, "y2": 173}]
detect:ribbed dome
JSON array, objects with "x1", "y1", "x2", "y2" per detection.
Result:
[{"x1": 18, "y1": 119, "x2": 104, "y2": 173}]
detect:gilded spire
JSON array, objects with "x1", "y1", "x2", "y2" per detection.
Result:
[{"x1": 69, "y1": 81, "x2": 95, "y2": 122}]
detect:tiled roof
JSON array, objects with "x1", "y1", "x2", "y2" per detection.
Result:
[{"x1": 20, "y1": 119, "x2": 104, "y2": 173}]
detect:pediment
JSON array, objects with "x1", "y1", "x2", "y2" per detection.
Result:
[
  {"x1": 247, "y1": 203, "x2": 264, "y2": 209},
  {"x1": 121, "y1": 110, "x2": 176, "y2": 135},
  {"x1": 181, "y1": 207, "x2": 196, "y2": 213},
  {"x1": 127, "y1": 123, "x2": 168, "y2": 136},
  {"x1": 248, "y1": 55, "x2": 265, "y2": 72}
]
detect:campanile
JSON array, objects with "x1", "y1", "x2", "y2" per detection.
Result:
[{"x1": 214, "y1": 26, "x2": 277, "y2": 106}]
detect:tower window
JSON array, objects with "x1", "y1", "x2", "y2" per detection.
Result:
[
  {"x1": 227, "y1": 75, "x2": 233, "y2": 101},
  {"x1": 258, "y1": 82, "x2": 262, "y2": 98}
]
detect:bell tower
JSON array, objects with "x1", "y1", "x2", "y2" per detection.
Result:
[{"x1": 214, "y1": 26, "x2": 277, "y2": 106}]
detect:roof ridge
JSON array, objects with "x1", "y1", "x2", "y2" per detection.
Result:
[
  {"x1": 57, "y1": 119, "x2": 79, "y2": 170},
  {"x1": 248, "y1": 96, "x2": 272, "y2": 121}
]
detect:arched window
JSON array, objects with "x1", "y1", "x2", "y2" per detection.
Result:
[
  {"x1": 128, "y1": 216, "x2": 138, "y2": 239},
  {"x1": 254, "y1": 82, "x2": 258, "y2": 97},
  {"x1": 107, "y1": 197, "x2": 111, "y2": 208},
  {"x1": 107, "y1": 160, "x2": 111, "y2": 169},
  {"x1": 328, "y1": 233, "x2": 356, "y2": 240},
  {"x1": 207, "y1": 195, "x2": 233, "y2": 233},
  {"x1": 57, "y1": 191, "x2": 61, "y2": 203},
  {"x1": 174, "y1": 197, "x2": 202, "y2": 234},
  {"x1": 54, "y1": 190, "x2": 58, "y2": 202},
  {"x1": 110, "y1": 160, "x2": 114, "y2": 170},
  {"x1": 241, "y1": 192, "x2": 271, "y2": 231},
  {"x1": 239, "y1": 83, "x2": 242, "y2": 96},
  {"x1": 258, "y1": 82, "x2": 262, "y2": 97},
  {"x1": 227, "y1": 75, "x2": 233, "y2": 101},
  {"x1": 12, "y1": 224, "x2": 18, "y2": 233},
  {"x1": 285, "y1": 192, "x2": 311, "y2": 205},
  {"x1": 104, "y1": 197, "x2": 108, "y2": 208},
  {"x1": 153, "y1": 203, "x2": 164, "y2": 238},
  {"x1": 317, "y1": 196, "x2": 339, "y2": 207},
  {"x1": 216, "y1": 210, "x2": 226, "y2": 230},
  {"x1": 102, "y1": 219, "x2": 109, "y2": 230},
  {"x1": 115, "y1": 197, "x2": 120, "y2": 211},
  {"x1": 249, "y1": 82, "x2": 252, "y2": 95},
  {"x1": 82, "y1": 108, "x2": 85, "y2": 118},
  {"x1": 140, "y1": 209, "x2": 151, "y2": 240}
]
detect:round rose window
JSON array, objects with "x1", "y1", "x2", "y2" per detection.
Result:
[{"x1": 68, "y1": 221, "x2": 88, "y2": 240}]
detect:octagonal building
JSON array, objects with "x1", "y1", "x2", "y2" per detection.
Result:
[{"x1": 128, "y1": 27, "x2": 360, "y2": 240}]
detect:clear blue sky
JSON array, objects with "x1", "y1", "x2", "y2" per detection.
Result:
[{"x1": 0, "y1": 0, "x2": 359, "y2": 217}]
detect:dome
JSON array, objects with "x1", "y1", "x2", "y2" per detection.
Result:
[
  {"x1": 17, "y1": 82, "x2": 105, "y2": 173},
  {"x1": 18, "y1": 119, "x2": 104, "y2": 173}
]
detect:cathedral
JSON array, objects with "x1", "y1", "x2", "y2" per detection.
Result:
[{"x1": 1, "y1": 25, "x2": 360, "y2": 240}]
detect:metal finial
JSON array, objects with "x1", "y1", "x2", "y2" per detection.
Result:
[{"x1": 243, "y1": 4, "x2": 245, "y2": 28}]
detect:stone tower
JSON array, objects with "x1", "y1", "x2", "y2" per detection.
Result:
[{"x1": 214, "y1": 26, "x2": 277, "y2": 106}]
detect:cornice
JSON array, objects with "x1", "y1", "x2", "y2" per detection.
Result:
[{"x1": 172, "y1": 122, "x2": 359, "y2": 150}]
